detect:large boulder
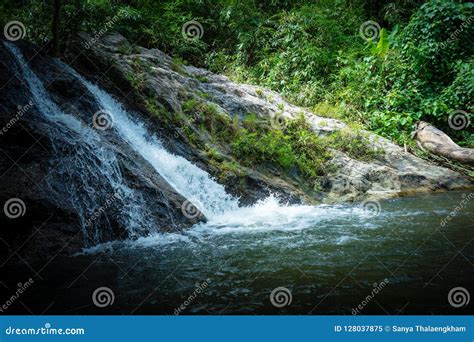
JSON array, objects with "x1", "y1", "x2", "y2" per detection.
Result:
[
  {"x1": 0, "y1": 39, "x2": 204, "y2": 264},
  {"x1": 68, "y1": 32, "x2": 472, "y2": 204}
]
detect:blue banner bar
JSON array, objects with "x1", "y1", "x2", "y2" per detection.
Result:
[{"x1": 0, "y1": 316, "x2": 472, "y2": 341}]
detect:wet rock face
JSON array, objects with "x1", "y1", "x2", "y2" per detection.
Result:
[
  {"x1": 1, "y1": 31, "x2": 471, "y2": 263},
  {"x1": 69, "y1": 32, "x2": 471, "y2": 204},
  {"x1": 0, "y1": 43, "x2": 81, "y2": 264},
  {"x1": 0, "y1": 40, "x2": 204, "y2": 263}
]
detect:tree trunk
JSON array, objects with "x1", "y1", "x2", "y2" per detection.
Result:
[
  {"x1": 413, "y1": 121, "x2": 474, "y2": 165},
  {"x1": 52, "y1": 0, "x2": 61, "y2": 57}
]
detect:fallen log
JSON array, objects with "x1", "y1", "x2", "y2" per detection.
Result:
[{"x1": 413, "y1": 121, "x2": 474, "y2": 165}]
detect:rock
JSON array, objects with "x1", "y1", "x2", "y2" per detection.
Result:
[
  {"x1": 0, "y1": 39, "x2": 204, "y2": 263},
  {"x1": 69, "y1": 32, "x2": 472, "y2": 203},
  {"x1": 414, "y1": 121, "x2": 474, "y2": 165}
]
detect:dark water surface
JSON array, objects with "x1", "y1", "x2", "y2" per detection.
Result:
[{"x1": 3, "y1": 191, "x2": 473, "y2": 314}]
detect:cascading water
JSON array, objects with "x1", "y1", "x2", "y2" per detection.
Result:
[
  {"x1": 60, "y1": 59, "x2": 397, "y2": 248},
  {"x1": 63, "y1": 61, "x2": 378, "y2": 234},
  {"x1": 64, "y1": 64, "x2": 239, "y2": 218},
  {"x1": 5, "y1": 42, "x2": 378, "y2": 247},
  {"x1": 4, "y1": 42, "x2": 155, "y2": 243},
  {"x1": 3, "y1": 41, "x2": 471, "y2": 317}
]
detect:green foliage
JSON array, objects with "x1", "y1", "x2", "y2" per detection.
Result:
[
  {"x1": 182, "y1": 98, "x2": 237, "y2": 141},
  {"x1": 329, "y1": 0, "x2": 473, "y2": 146},
  {"x1": 328, "y1": 128, "x2": 383, "y2": 161},
  {"x1": 231, "y1": 115, "x2": 379, "y2": 180},
  {"x1": 372, "y1": 28, "x2": 390, "y2": 58},
  {"x1": 3, "y1": 0, "x2": 471, "y2": 150}
]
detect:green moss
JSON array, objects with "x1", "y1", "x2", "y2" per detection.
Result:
[
  {"x1": 327, "y1": 128, "x2": 383, "y2": 161},
  {"x1": 221, "y1": 160, "x2": 241, "y2": 174},
  {"x1": 153, "y1": 96, "x2": 380, "y2": 184},
  {"x1": 242, "y1": 113, "x2": 259, "y2": 131},
  {"x1": 255, "y1": 89, "x2": 264, "y2": 98},
  {"x1": 206, "y1": 147, "x2": 224, "y2": 162},
  {"x1": 182, "y1": 98, "x2": 236, "y2": 142},
  {"x1": 197, "y1": 91, "x2": 211, "y2": 100},
  {"x1": 131, "y1": 57, "x2": 147, "y2": 72},
  {"x1": 196, "y1": 75, "x2": 209, "y2": 83},
  {"x1": 171, "y1": 57, "x2": 189, "y2": 76},
  {"x1": 126, "y1": 72, "x2": 145, "y2": 90},
  {"x1": 231, "y1": 116, "x2": 334, "y2": 180},
  {"x1": 145, "y1": 97, "x2": 164, "y2": 117},
  {"x1": 230, "y1": 115, "x2": 382, "y2": 180},
  {"x1": 312, "y1": 102, "x2": 346, "y2": 120},
  {"x1": 117, "y1": 43, "x2": 140, "y2": 55}
]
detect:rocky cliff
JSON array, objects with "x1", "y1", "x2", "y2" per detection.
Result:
[
  {"x1": 0, "y1": 33, "x2": 472, "y2": 264},
  {"x1": 69, "y1": 32, "x2": 471, "y2": 204}
]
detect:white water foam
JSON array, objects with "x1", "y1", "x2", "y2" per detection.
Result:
[
  {"x1": 64, "y1": 65, "x2": 239, "y2": 218},
  {"x1": 4, "y1": 42, "x2": 153, "y2": 242}
]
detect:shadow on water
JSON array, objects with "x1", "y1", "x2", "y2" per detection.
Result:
[{"x1": 2, "y1": 190, "x2": 473, "y2": 315}]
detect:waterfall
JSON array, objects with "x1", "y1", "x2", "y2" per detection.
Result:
[
  {"x1": 63, "y1": 64, "x2": 239, "y2": 218},
  {"x1": 4, "y1": 42, "x2": 155, "y2": 244}
]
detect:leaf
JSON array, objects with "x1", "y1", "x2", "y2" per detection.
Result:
[{"x1": 376, "y1": 28, "x2": 389, "y2": 58}]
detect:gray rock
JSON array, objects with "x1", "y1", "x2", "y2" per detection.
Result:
[
  {"x1": 71, "y1": 32, "x2": 472, "y2": 204},
  {"x1": 0, "y1": 39, "x2": 203, "y2": 263}
]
